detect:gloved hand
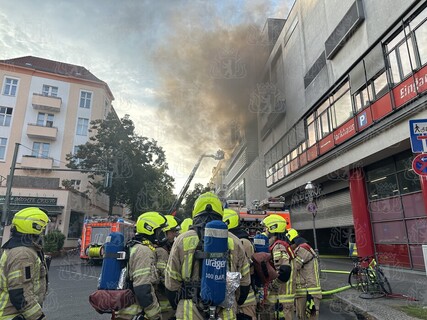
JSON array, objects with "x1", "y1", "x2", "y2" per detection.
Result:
[{"x1": 277, "y1": 265, "x2": 291, "y2": 282}]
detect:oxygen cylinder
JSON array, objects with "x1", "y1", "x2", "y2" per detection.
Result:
[
  {"x1": 253, "y1": 233, "x2": 270, "y2": 253},
  {"x1": 200, "y1": 220, "x2": 228, "y2": 306},
  {"x1": 98, "y1": 232, "x2": 125, "y2": 290}
]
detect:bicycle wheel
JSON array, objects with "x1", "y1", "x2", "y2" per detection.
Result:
[
  {"x1": 348, "y1": 268, "x2": 356, "y2": 288},
  {"x1": 376, "y1": 268, "x2": 392, "y2": 295},
  {"x1": 359, "y1": 269, "x2": 369, "y2": 293}
]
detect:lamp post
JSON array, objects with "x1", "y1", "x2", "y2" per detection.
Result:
[{"x1": 305, "y1": 181, "x2": 318, "y2": 254}]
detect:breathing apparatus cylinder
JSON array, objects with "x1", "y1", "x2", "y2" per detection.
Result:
[
  {"x1": 200, "y1": 220, "x2": 228, "y2": 306},
  {"x1": 253, "y1": 233, "x2": 270, "y2": 253},
  {"x1": 98, "y1": 232, "x2": 125, "y2": 290}
]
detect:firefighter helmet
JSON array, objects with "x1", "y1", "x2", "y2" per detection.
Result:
[
  {"x1": 179, "y1": 218, "x2": 193, "y2": 233},
  {"x1": 192, "y1": 192, "x2": 223, "y2": 218},
  {"x1": 12, "y1": 207, "x2": 50, "y2": 235},
  {"x1": 223, "y1": 208, "x2": 239, "y2": 229},
  {"x1": 163, "y1": 215, "x2": 180, "y2": 232},
  {"x1": 286, "y1": 228, "x2": 299, "y2": 242},
  {"x1": 261, "y1": 214, "x2": 287, "y2": 234},
  {"x1": 136, "y1": 211, "x2": 167, "y2": 235}
]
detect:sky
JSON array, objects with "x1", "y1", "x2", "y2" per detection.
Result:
[{"x1": 0, "y1": 0, "x2": 294, "y2": 195}]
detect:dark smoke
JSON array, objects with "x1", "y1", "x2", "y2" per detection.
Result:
[{"x1": 152, "y1": 1, "x2": 289, "y2": 159}]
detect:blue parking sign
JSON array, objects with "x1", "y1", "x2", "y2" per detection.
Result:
[{"x1": 409, "y1": 119, "x2": 427, "y2": 153}]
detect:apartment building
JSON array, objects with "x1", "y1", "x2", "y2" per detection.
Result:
[
  {"x1": 0, "y1": 56, "x2": 115, "y2": 247},
  {"x1": 220, "y1": 0, "x2": 427, "y2": 270}
]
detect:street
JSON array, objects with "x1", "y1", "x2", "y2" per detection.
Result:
[{"x1": 43, "y1": 259, "x2": 365, "y2": 320}]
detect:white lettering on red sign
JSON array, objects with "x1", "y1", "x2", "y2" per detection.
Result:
[{"x1": 400, "y1": 72, "x2": 427, "y2": 100}]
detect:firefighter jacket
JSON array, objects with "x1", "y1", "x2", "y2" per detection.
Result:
[
  {"x1": 155, "y1": 246, "x2": 173, "y2": 315},
  {"x1": 116, "y1": 241, "x2": 161, "y2": 319},
  {"x1": 0, "y1": 234, "x2": 48, "y2": 320},
  {"x1": 267, "y1": 241, "x2": 297, "y2": 305},
  {"x1": 293, "y1": 242, "x2": 322, "y2": 299},
  {"x1": 165, "y1": 229, "x2": 251, "y2": 320},
  {"x1": 230, "y1": 228, "x2": 256, "y2": 310}
]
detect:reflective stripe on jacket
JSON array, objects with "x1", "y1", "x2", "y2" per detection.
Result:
[
  {"x1": 0, "y1": 246, "x2": 47, "y2": 320},
  {"x1": 165, "y1": 229, "x2": 251, "y2": 319},
  {"x1": 294, "y1": 244, "x2": 322, "y2": 298}
]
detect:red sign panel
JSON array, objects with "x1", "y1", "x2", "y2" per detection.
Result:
[
  {"x1": 394, "y1": 65, "x2": 427, "y2": 108},
  {"x1": 371, "y1": 93, "x2": 392, "y2": 121},
  {"x1": 356, "y1": 107, "x2": 373, "y2": 132},
  {"x1": 334, "y1": 118, "x2": 356, "y2": 145},
  {"x1": 290, "y1": 158, "x2": 299, "y2": 172},
  {"x1": 412, "y1": 153, "x2": 427, "y2": 176},
  {"x1": 299, "y1": 151, "x2": 308, "y2": 167},
  {"x1": 319, "y1": 133, "x2": 334, "y2": 155},
  {"x1": 307, "y1": 144, "x2": 318, "y2": 162}
]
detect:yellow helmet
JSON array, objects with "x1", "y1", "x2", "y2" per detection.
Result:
[
  {"x1": 163, "y1": 215, "x2": 180, "y2": 232},
  {"x1": 223, "y1": 208, "x2": 239, "y2": 229},
  {"x1": 12, "y1": 207, "x2": 50, "y2": 235},
  {"x1": 192, "y1": 192, "x2": 223, "y2": 218},
  {"x1": 179, "y1": 218, "x2": 193, "y2": 233},
  {"x1": 136, "y1": 211, "x2": 167, "y2": 236},
  {"x1": 261, "y1": 214, "x2": 287, "y2": 234},
  {"x1": 286, "y1": 228, "x2": 299, "y2": 242}
]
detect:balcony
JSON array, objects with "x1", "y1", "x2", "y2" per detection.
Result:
[
  {"x1": 32, "y1": 93, "x2": 62, "y2": 112},
  {"x1": 27, "y1": 123, "x2": 58, "y2": 141},
  {"x1": 21, "y1": 155, "x2": 53, "y2": 170}
]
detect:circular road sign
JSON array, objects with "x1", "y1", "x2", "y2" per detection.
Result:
[
  {"x1": 306, "y1": 202, "x2": 317, "y2": 213},
  {"x1": 412, "y1": 153, "x2": 427, "y2": 176}
]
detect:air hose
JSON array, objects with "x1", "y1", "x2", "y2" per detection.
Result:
[{"x1": 320, "y1": 269, "x2": 352, "y2": 296}]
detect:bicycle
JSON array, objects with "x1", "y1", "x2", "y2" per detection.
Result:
[{"x1": 348, "y1": 255, "x2": 392, "y2": 297}]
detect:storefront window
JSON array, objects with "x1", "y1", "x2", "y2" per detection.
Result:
[
  {"x1": 67, "y1": 211, "x2": 84, "y2": 239},
  {"x1": 397, "y1": 170, "x2": 421, "y2": 194},
  {"x1": 367, "y1": 174, "x2": 399, "y2": 200}
]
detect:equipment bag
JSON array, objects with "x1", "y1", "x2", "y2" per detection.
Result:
[
  {"x1": 89, "y1": 289, "x2": 136, "y2": 314},
  {"x1": 251, "y1": 252, "x2": 278, "y2": 285}
]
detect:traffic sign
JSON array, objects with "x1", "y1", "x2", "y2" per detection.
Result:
[
  {"x1": 409, "y1": 119, "x2": 427, "y2": 153},
  {"x1": 306, "y1": 202, "x2": 317, "y2": 213},
  {"x1": 412, "y1": 153, "x2": 427, "y2": 176}
]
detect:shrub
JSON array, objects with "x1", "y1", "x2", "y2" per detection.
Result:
[{"x1": 43, "y1": 230, "x2": 66, "y2": 253}]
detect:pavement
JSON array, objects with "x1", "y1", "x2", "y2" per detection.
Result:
[
  {"x1": 320, "y1": 257, "x2": 427, "y2": 320},
  {"x1": 48, "y1": 254, "x2": 427, "y2": 319}
]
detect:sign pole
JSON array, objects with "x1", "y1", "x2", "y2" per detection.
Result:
[{"x1": 0, "y1": 143, "x2": 20, "y2": 242}]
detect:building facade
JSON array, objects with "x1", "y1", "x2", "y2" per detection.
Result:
[
  {"x1": 0, "y1": 56, "x2": 115, "y2": 247},
  {"x1": 221, "y1": 0, "x2": 427, "y2": 271}
]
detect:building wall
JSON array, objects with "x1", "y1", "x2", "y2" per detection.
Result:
[{"x1": 0, "y1": 59, "x2": 115, "y2": 246}]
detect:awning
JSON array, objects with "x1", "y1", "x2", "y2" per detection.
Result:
[{"x1": 8, "y1": 204, "x2": 64, "y2": 216}]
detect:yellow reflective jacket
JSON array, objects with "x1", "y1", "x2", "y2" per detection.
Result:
[
  {"x1": 293, "y1": 243, "x2": 322, "y2": 298},
  {"x1": 0, "y1": 244, "x2": 47, "y2": 320},
  {"x1": 165, "y1": 229, "x2": 251, "y2": 320}
]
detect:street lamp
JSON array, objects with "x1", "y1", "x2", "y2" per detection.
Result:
[{"x1": 305, "y1": 181, "x2": 318, "y2": 254}]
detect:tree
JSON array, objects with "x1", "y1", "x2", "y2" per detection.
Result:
[
  {"x1": 66, "y1": 112, "x2": 175, "y2": 220},
  {"x1": 178, "y1": 183, "x2": 211, "y2": 221}
]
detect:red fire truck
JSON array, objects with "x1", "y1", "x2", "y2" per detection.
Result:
[
  {"x1": 80, "y1": 216, "x2": 135, "y2": 263},
  {"x1": 226, "y1": 197, "x2": 291, "y2": 237}
]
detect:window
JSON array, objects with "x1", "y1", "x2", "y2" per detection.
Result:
[
  {"x1": 0, "y1": 138, "x2": 6, "y2": 160},
  {"x1": 306, "y1": 114, "x2": 316, "y2": 147},
  {"x1": 411, "y1": 10, "x2": 427, "y2": 65},
  {"x1": 3, "y1": 78, "x2": 18, "y2": 96},
  {"x1": 42, "y1": 85, "x2": 58, "y2": 97},
  {"x1": 331, "y1": 83, "x2": 352, "y2": 128},
  {"x1": 70, "y1": 179, "x2": 81, "y2": 191},
  {"x1": 32, "y1": 142, "x2": 50, "y2": 158},
  {"x1": 0, "y1": 107, "x2": 12, "y2": 126},
  {"x1": 36, "y1": 113, "x2": 54, "y2": 127},
  {"x1": 79, "y1": 91, "x2": 92, "y2": 109},
  {"x1": 353, "y1": 86, "x2": 371, "y2": 112},
  {"x1": 372, "y1": 72, "x2": 388, "y2": 99},
  {"x1": 76, "y1": 118, "x2": 89, "y2": 136}
]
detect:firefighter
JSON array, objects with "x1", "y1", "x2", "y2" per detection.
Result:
[
  {"x1": 0, "y1": 207, "x2": 50, "y2": 320},
  {"x1": 165, "y1": 192, "x2": 251, "y2": 320},
  {"x1": 116, "y1": 211, "x2": 166, "y2": 320},
  {"x1": 286, "y1": 228, "x2": 321, "y2": 320},
  {"x1": 260, "y1": 214, "x2": 296, "y2": 320},
  {"x1": 156, "y1": 215, "x2": 180, "y2": 319},
  {"x1": 223, "y1": 208, "x2": 257, "y2": 320},
  {"x1": 179, "y1": 218, "x2": 193, "y2": 234}
]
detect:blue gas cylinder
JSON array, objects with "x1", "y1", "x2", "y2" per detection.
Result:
[
  {"x1": 98, "y1": 232, "x2": 125, "y2": 290},
  {"x1": 200, "y1": 220, "x2": 228, "y2": 306},
  {"x1": 253, "y1": 233, "x2": 270, "y2": 253}
]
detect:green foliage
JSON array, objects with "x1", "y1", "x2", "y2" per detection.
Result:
[
  {"x1": 43, "y1": 230, "x2": 66, "y2": 253},
  {"x1": 66, "y1": 112, "x2": 175, "y2": 219},
  {"x1": 396, "y1": 306, "x2": 427, "y2": 319}
]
